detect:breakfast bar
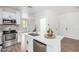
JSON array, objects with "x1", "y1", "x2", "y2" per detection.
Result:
[{"x1": 22, "y1": 33, "x2": 64, "y2": 52}]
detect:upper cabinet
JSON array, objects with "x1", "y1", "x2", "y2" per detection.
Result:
[
  {"x1": 0, "y1": 7, "x2": 21, "y2": 24},
  {"x1": 0, "y1": 9, "x2": 2, "y2": 24},
  {"x1": 16, "y1": 11, "x2": 21, "y2": 24},
  {"x1": 2, "y1": 11, "x2": 17, "y2": 19}
]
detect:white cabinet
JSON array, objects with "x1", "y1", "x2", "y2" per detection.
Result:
[
  {"x1": 0, "y1": 8, "x2": 21, "y2": 24},
  {"x1": 0, "y1": 9, "x2": 2, "y2": 24},
  {"x1": 0, "y1": 36, "x2": 2, "y2": 44},
  {"x1": 16, "y1": 12, "x2": 21, "y2": 24},
  {"x1": 0, "y1": 33, "x2": 2, "y2": 52},
  {"x1": 0, "y1": 46, "x2": 2, "y2": 52},
  {"x1": 24, "y1": 34, "x2": 63, "y2": 52},
  {"x1": 17, "y1": 32, "x2": 21, "y2": 43},
  {"x1": 2, "y1": 8, "x2": 17, "y2": 20},
  {"x1": 0, "y1": 33, "x2": 2, "y2": 44},
  {"x1": 2, "y1": 8, "x2": 20, "y2": 24},
  {"x1": 2, "y1": 11, "x2": 20, "y2": 24},
  {"x1": 2, "y1": 11, "x2": 16, "y2": 19},
  {"x1": 25, "y1": 35, "x2": 33, "y2": 52},
  {"x1": 47, "y1": 40, "x2": 60, "y2": 52}
]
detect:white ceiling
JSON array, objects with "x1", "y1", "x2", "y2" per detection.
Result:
[
  {"x1": 28, "y1": 6, "x2": 79, "y2": 15},
  {"x1": 3, "y1": 6, "x2": 79, "y2": 15}
]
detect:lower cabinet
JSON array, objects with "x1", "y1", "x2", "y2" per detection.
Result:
[
  {"x1": 0, "y1": 33, "x2": 2, "y2": 52},
  {"x1": 26, "y1": 35, "x2": 47, "y2": 52},
  {"x1": 25, "y1": 34, "x2": 62, "y2": 52},
  {"x1": 26, "y1": 35, "x2": 33, "y2": 52}
]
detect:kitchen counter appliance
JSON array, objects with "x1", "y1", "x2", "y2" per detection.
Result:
[
  {"x1": 3, "y1": 19, "x2": 16, "y2": 25},
  {"x1": 2, "y1": 30, "x2": 17, "y2": 48}
]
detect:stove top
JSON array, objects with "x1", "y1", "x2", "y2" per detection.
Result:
[{"x1": 3, "y1": 30, "x2": 17, "y2": 34}]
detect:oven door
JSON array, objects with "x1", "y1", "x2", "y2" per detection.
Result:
[
  {"x1": 4, "y1": 33, "x2": 16, "y2": 41},
  {"x1": 3, "y1": 33, "x2": 17, "y2": 48}
]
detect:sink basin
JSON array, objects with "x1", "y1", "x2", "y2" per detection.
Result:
[{"x1": 28, "y1": 33, "x2": 39, "y2": 36}]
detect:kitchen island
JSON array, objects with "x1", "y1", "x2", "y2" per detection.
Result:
[{"x1": 21, "y1": 33, "x2": 64, "y2": 52}]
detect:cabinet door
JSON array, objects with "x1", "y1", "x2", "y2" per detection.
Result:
[
  {"x1": 0, "y1": 9, "x2": 2, "y2": 24},
  {"x1": 16, "y1": 12, "x2": 20, "y2": 24},
  {"x1": 2, "y1": 12, "x2": 9, "y2": 19},
  {"x1": 8, "y1": 12, "x2": 16, "y2": 19},
  {"x1": 0, "y1": 36, "x2": 2, "y2": 44},
  {"x1": 2, "y1": 11, "x2": 16, "y2": 19},
  {"x1": 26, "y1": 35, "x2": 33, "y2": 52},
  {"x1": 2, "y1": 8, "x2": 20, "y2": 24},
  {"x1": 47, "y1": 39, "x2": 61, "y2": 52}
]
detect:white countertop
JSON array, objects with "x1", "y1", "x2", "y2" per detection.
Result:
[
  {"x1": 22, "y1": 32, "x2": 64, "y2": 52},
  {"x1": 23, "y1": 33, "x2": 64, "y2": 45}
]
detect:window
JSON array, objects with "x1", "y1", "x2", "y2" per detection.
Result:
[{"x1": 21, "y1": 20, "x2": 27, "y2": 28}]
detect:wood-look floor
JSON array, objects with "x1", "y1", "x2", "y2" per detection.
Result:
[
  {"x1": 1, "y1": 37, "x2": 79, "y2": 52},
  {"x1": 61, "y1": 37, "x2": 79, "y2": 52},
  {"x1": 2, "y1": 43, "x2": 22, "y2": 52}
]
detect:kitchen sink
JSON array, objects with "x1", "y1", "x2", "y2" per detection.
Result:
[{"x1": 28, "y1": 33, "x2": 39, "y2": 36}]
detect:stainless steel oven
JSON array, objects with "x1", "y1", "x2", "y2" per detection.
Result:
[
  {"x1": 4, "y1": 33, "x2": 16, "y2": 41},
  {"x1": 3, "y1": 19, "x2": 16, "y2": 25},
  {"x1": 2, "y1": 30, "x2": 17, "y2": 48}
]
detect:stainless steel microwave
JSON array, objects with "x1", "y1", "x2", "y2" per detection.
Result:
[{"x1": 3, "y1": 19, "x2": 16, "y2": 25}]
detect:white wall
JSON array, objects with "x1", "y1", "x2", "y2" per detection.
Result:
[
  {"x1": 46, "y1": 10, "x2": 59, "y2": 34},
  {"x1": 34, "y1": 10, "x2": 59, "y2": 34},
  {"x1": 58, "y1": 12, "x2": 79, "y2": 39},
  {"x1": 27, "y1": 18, "x2": 36, "y2": 32},
  {"x1": 32, "y1": 9, "x2": 79, "y2": 40}
]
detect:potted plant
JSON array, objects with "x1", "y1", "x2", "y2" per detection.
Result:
[{"x1": 47, "y1": 28, "x2": 53, "y2": 37}]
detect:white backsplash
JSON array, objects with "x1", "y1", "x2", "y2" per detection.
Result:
[{"x1": 0, "y1": 25, "x2": 20, "y2": 32}]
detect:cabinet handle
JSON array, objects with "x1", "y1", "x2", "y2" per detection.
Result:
[
  {"x1": 27, "y1": 41, "x2": 28, "y2": 44},
  {"x1": 9, "y1": 16, "x2": 11, "y2": 18}
]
